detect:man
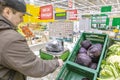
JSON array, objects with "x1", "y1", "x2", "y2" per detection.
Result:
[{"x1": 0, "y1": 0, "x2": 63, "y2": 80}]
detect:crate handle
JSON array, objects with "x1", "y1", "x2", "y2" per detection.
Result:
[{"x1": 89, "y1": 35, "x2": 100, "y2": 38}]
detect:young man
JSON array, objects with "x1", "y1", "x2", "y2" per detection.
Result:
[{"x1": 0, "y1": 0, "x2": 63, "y2": 80}]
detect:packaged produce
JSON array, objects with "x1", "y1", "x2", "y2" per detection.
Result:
[{"x1": 45, "y1": 40, "x2": 64, "y2": 52}]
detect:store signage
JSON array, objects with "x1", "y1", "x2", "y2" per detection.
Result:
[
  {"x1": 82, "y1": 15, "x2": 92, "y2": 18},
  {"x1": 67, "y1": 9, "x2": 77, "y2": 20},
  {"x1": 39, "y1": 5, "x2": 53, "y2": 20},
  {"x1": 101, "y1": 6, "x2": 112, "y2": 12},
  {"x1": 112, "y1": 18, "x2": 120, "y2": 26},
  {"x1": 68, "y1": 0, "x2": 73, "y2": 8},
  {"x1": 55, "y1": 12, "x2": 67, "y2": 20}
]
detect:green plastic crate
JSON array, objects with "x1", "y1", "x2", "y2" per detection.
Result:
[
  {"x1": 108, "y1": 38, "x2": 120, "y2": 46},
  {"x1": 66, "y1": 32, "x2": 109, "y2": 73},
  {"x1": 56, "y1": 62, "x2": 97, "y2": 80},
  {"x1": 40, "y1": 48, "x2": 70, "y2": 61}
]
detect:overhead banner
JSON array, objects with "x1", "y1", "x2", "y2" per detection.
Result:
[
  {"x1": 112, "y1": 18, "x2": 120, "y2": 26},
  {"x1": 67, "y1": 9, "x2": 78, "y2": 20},
  {"x1": 39, "y1": 5, "x2": 53, "y2": 20},
  {"x1": 101, "y1": 6, "x2": 112, "y2": 12}
]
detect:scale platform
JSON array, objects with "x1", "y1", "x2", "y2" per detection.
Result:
[{"x1": 39, "y1": 48, "x2": 70, "y2": 61}]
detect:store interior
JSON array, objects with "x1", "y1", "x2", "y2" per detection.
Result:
[{"x1": 17, "y1": 0, "x2": 120, "y2": 80}]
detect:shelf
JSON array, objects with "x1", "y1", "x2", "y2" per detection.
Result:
[
  {"x1": 92, "y1": 23, "x2": 106, "y2": 24},
  {"x1": 29, "y1": 42, "x2": 46, "y2": 51}
]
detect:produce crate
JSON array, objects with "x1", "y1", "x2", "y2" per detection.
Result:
[
  {"x1": 66, "y1": 32, "x2": 109, "y2": 72},
  {"x1": 108, "y1": 38, "x2": 120, "y2": 46},
  {"x1": 97, "y1": 38, "x2": 120, "y2": 79},
  {"x1": 56, "y1": 32, "x2": 109, "y2": 80},
  {"x1": 56, "y1": 62, "x2": 97, "y2": 80},
  {"x1": 103, "y1": 38, "x2": 120, "y2": 58},
  {"x1": 39, "y1": 48, "x2": 70, "y2": 61}
]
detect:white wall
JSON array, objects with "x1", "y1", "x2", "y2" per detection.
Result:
[{"x1": 79, "y1": 18, "x2": 91, "y2": 32}]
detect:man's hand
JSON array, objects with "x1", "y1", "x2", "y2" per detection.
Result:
[{"x1": 57, "y1": 59, "x2": 64, "y2": 67}]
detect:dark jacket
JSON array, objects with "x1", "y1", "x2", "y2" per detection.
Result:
[{"x1": 0, "y1": 15, "x2": 59, "y2": 80}]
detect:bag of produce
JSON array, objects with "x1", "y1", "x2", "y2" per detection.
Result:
[{"x1": 46, "y1": 40, "x2": 64, "y2": 52}]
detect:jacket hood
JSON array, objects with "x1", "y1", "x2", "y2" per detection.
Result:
[{"x1": 0, "y1": 15, "x2": 16, "y2": 30}]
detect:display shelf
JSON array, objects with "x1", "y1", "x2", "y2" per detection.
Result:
[
  {"x1": 115, "y1": 32, "x2": 120, "y2": 40},
  {"x1": 29, "y1": 42, "x2": 46, "y2": 47},
  {"x1": 92, "y1": 22, "x2": 107, "y2": 24},
  {"x1": 49, "y1": 21, "x2": 73, "y2": 42},
  {"x1": 29, "y1": 42, "x2": 46, "y2": 51}
]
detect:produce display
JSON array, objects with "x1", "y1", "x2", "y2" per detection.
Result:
[
  {"x1": 20, "y1": 26, "x2": 34, "y2": 38},
  {"x1": 18, "y1": 25, "x2": 35, "y2": 38},
  {"x1": 98, "y1": 41, "x2": 120, "y2": 80},
  {"x1": 76, "y1": 40, "x2": 103, "y2": 70},
  {"x1": 18, "y1": 23, "x2": 48, "y2": 37},
  {"x1": 56, "y1": 32, "x2": 108, "y2": 80}
]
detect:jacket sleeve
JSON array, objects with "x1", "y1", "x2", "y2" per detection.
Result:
[{"x1": 1, "y1": 36, "x2": 59, "y2": 77}]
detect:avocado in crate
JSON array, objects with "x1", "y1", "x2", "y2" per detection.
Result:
[
  {"x1": 39, "y1": 48, "x2": 70, "y2": 61},
  {"x1": 67, "y1": 32, "x2": 109, "y2": 73},
  {"x1": 56, "y1": 62, "x2": 97, "y2": 80}
]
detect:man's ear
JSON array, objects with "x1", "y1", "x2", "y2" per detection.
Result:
[{"x1": 2, "y1": 7, "x2": 11, "y2": 18}]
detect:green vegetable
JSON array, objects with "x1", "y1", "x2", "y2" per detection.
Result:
[
  {"x1": 99, "y1": 63, "x2": 120, "y2": 79},
  {"x1": 106, "y1": 55, "x2": 120, "y2": 64},
  {"x1": 108, "y1": 43, "x2": 120, "y2": 56},
  {"x1": 98, "y1": 41, "x2": 120, "y2": 80},
  {"x1": 97, "y1": 77, "x2": 115, "y2": 80}
]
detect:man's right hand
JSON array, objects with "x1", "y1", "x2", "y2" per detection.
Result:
[{"x1": 57, "y1": 59, "x2": 64, "y2": 67}]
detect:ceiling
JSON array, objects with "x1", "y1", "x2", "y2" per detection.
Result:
[{"x1": 25, "y1": 0, "x2": 120, "y2": 15}]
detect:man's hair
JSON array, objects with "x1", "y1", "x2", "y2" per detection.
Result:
[
  {"x1": 0, "y1": 1, "x2": 6, "y2": 14},
  {"x1": 0, "y1": 1, "x2": 17, "y2": 14}
]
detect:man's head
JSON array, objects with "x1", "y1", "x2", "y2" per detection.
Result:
[{"x1": 0, "y1": 0, "x2": 31, "y2": 26}]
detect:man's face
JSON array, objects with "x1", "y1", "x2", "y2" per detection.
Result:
[
  {"x1": 8, "y1": 11, "x2": 24, "y2": 26},
  {"x1": 2, "y1": 7, "x2": 24, "y2": 26}
]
